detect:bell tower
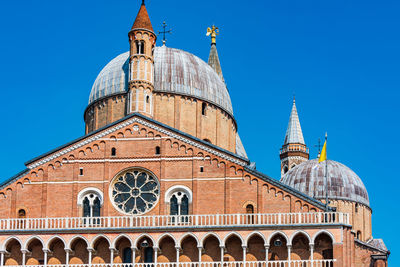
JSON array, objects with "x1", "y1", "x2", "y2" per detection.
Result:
[
  {"x1": 280, "y1": 98, "x2": 309, "y2": 177},
  {"x1": 128, "y1": 1, "x2": 156, "y2": 116}
]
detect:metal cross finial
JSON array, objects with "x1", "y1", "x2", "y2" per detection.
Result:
[
  {"x1": 158, "y1": 21, "x2": 172, "y2": 46},
  {"x1": 314, "y1": 138, "x2": 322, "y2": 157}
]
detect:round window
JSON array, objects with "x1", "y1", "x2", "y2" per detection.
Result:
[{"x1": 110, "y1": 168, "x2": 160, "y2": 215}]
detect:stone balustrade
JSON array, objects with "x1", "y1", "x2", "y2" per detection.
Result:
[
  {"x1": 0, "y1": 212, "x2": 348, "y2": 232},
  {"x1": 1, "y1": 261, "x2": 335, "y2": 267}
]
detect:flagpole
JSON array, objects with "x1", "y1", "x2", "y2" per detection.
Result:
[{"x1": 324, "y1": 132, "x2": 329, "y2": 211}]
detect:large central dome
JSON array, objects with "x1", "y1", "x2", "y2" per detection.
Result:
[{"x1": 89, "y1": 46, "x2": 233, "y2": 115}]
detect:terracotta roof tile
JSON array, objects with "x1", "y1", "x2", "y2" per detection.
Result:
[{"x1": 131, "y1": 3, "x2": 153, "y2": 32}]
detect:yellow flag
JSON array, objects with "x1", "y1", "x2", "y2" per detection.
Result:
[{"x1": 319, "y1": 140, "x2": 327, "y2": 162}]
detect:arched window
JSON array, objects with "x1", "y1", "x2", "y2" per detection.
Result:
[
  {"x1": 18, "y1": 209, "x2": 26, "y2": 218},
  {"x1": 111, "y1": 147, "x2": 116, "y2": 156},
  {"x1": 355, "y1": 203, "x2": 359, "y2": 213},
  {"x1": 78, "y1": 188, "x2": 103, "y2": 222},
  {"x1": 155, "y1": 146, "x2": 161, "y2": 155},
  {"x1": 202, "y1": 102, "x2": 207, "y2": 115},
  {"x1": 169, "y1": 192, "x2": 189, "y2": 216},
  {"x1": 146, "y1": 95, "x2": 150, "y2": 104},
  {"x1": 82, "y1": 193, "x2": 101, "y2": 217},
  {"x1": 135, "y1": 41, "x2": 145, "y2": 54},
  {"x1": 246, "y1": 204, "x2": 254, "y2": 214},
  {"x1": 165, "y1": 186, "x2": 192, "y2": 223},
  {"x1": 246, "y1": 204, "x2": 254, "y2": 224},
  {"x1": 357, "y1": 231, "x2": 362, "y2": 240},
  {"x1": 283, "y1": 166, "x2": 289, "y2": 174},
  {"x1": 203, "y1": 139, "x2": 212, "y2": 144}
]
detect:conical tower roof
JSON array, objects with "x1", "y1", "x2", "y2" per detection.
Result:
[
  {"x1": 284, "y1": 98, "x2": 305, "y2": 145},
  {"x1": 131, "y1": 1, "x2": 153, "y2": 32},
  {"x1": 208, "y1": 44, "x2": 225, "y2": 83}
]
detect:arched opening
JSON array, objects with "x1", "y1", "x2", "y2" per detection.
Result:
[
  {"x1": 18, "y1": 209, "x2": 26, "y2": 218},
  {"x1": 157, "y1": 236, "x2": 175, "y2": 263},
  {"x1": 201, "y1": 103, "x2": 207, "y2": 116},
  {"x1": 246, "y1": 204, "x2": 255, "y2": 224},
  {"x1": 26, "y1": 238, "x2": 44, "y2": 265},
  {"x1": 357, "y1": 231, "x2": 362, "y2": 240},
  {"x1": 48, "y1": 238, "x2": 66, "y2": 265},
  {"x1": 170, "y1": 191, "x2": 189, "y2": 223},
  {"x1": 180, "y1": 236, "x2": 198, "y2": 262},
  {"x1": 111, "y1": 147, "x2": 116, "y2": 156},
  {"x1": 82, "y1": 193, "x2": 101, "y2": 221},
  {"x1": 92, "y1": 237, "x2": 110, "y2": 264},
  {"x1": 269, "y1": 234, "x2": 288, "y2": 260},
  {"x1": 135, "y1": 41, "x2": 145, "y2": 54},
  {"x1": 224, "y1": 235, "x2": 243, "y2": 261},
  {"x1": 113, "y1": 236, "x2": 132, "y2": 264},
  {"x1": 283, "y1": 166, "x2": 289, "y2": 174},
  {"x1": 314, "y1": 233, "x2": 333, "y2": 260},
  {"x1": 4, "y1": 239, "x2": 22, "y2": 265},
  {"x1": 203, "y1": 139, "x2": 211, "y2": 144},
  {"x1": 155, "y1": 146, "x2": 161, "y2": 155},
  {"x1": 246, "y1": 234, "x2": 265, "y2": 261},
  {"x1": 136, "y1": 237, "x2": 154, "y2": 263},
  {"x1": 355, "y1": 203, "x2": 359, "y2": 213},
  {"x1": 146, "y1": 95, "x2": 150, "y2": 104},
  {"x1": 69, "y1": 238, "x2": 89, "y2": 264},
  {"x1": 202, "y1": 235, "x2": 221, "y2": 262},
  {"x1": 291, "y1": 233, "x2": 310, "y2": 260}
]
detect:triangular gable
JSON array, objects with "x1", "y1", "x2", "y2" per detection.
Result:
[{"x1": 25, "y1": 112, "x2": 249, "y2": 169}]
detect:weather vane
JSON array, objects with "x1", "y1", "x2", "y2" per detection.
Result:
[
  {"x1": 206, "y1": 25, "x2": 219, "y2": 44},
  {"x1": 158, "y1": 21, "x2": 172, "y2": 45}
]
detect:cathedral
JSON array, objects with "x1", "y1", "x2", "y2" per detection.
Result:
[{"x1": 0, "y1": 2, "x2": 389, "y2": 267}]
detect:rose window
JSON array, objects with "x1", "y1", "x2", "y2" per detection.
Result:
[{"x1": 110, "y1": 169, "x2": 159, "y2": 215}]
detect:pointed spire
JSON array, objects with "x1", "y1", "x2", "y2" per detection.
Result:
[
  {"x1": 208, "y1": 44, "x2": 225, "y2": 83},
  {"x1": 284, "y1": 97, "x2": 305, "y2": 145},
  {"x1": 131, "y1": 1, "x2": 154, "y2": 32}
]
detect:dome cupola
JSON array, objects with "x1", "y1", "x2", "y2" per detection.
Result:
[{"x1": 281, "y1": 159, "x2": 369, "y2": 206}]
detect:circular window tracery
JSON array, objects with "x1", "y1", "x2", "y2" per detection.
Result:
[{"x1": 110, "y1": 168, "x2": 160, "y2": 215}]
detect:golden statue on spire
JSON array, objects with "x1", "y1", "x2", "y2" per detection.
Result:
[{"x1": 206, "y1": 25, "x2": 219, "y2": 44}]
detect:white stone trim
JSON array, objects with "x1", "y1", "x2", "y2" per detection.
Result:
[
  {"x1": 165, "y1": 185, "x2": 193, "y2": 204},
  {"x1": 77, "y1": 187, "x2": 104, "y2": 206}
]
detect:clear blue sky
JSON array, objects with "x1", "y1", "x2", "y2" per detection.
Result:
[{"x1": 0, "y1": 0, "x2": 399, "y2": 264}]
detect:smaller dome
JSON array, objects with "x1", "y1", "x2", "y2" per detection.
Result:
[{"x1": 281, "y1": 159, "x2": 369, "y2": 207}]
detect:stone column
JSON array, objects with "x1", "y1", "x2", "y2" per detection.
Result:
[
  {"x1": 21, "y1": 249, "x2": 28, "y2": 267},
  {"x1": 88, "y1": 248, "x2": 94, "y2": 266},
  {"x1": 65, "y1": 248, "x2": 71, "y2": 266},
  {"x1": 42, "y1": 249, "x2": 49, "y2": 267},
  {"x1": 287, "y1": 245, "x2": 292, "y2": 262},
  {"x1": 0, "y1": 250, "x2": 5, "y2": 267},
  {"x1": 154, "y1": 247, "x2": 159, "y2": 264},
  {"x1": 242, "y1": 246, "x2": 247, "y2": 263},
  {"x1": 310, "y1": 243, "x2": 314, "y2": 262},
  {"x1": 264, "y1": 245, "x2": 269, "y2": 262},
  {"x1": 197, "y1": 246, "x2": 203, "y2": 263},
  {"x1": 175, "y1": 247, "x2": 180, "y2": 263},
  {"x1": 110, "y1": 248, "x2": 116, "y2": 265},
  {"x1": 220, "y1": 246, "x2": 225, "y2": 264}
]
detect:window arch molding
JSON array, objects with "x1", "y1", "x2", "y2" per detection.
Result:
[
  {"x1": 77, "y1": 187, "x2": 104, "y2": 206},
  {"x1": 164, "y1": 185, "x2": 193, "y2": 204}
]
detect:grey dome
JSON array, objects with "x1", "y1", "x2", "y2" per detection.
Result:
[
  {"x1": 281, "y1": 159, "x2": 369, "y2": 207},
  {"x1": 89, "y1": 46, "x2": 233, "y2": 115}
]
